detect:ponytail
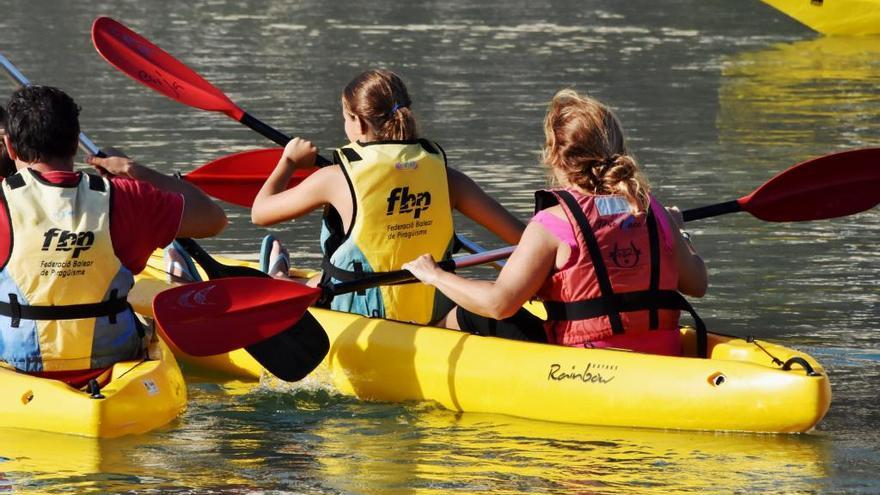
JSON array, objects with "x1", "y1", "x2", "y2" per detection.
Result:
[
  {"x1": 542, "y1": 89, "x2": 650, "y2": 214},
  {"x1": 342, "y1": 69, "x2": 418, "y2": 141}
]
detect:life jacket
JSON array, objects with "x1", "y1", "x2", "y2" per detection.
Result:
[
  {"x1": 0, "y1": 169, "x2": 141, "y2": 372},
  {"x1": 535, "y1": 189, "x2": 707, "y2": 357},
  {"x1": 320, "y1": 139, "x2": 455, "y2": 324}
]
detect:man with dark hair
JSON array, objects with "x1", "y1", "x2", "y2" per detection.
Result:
[{"x1": 0, "y1": 85, "x2": 227, "y2": 380}]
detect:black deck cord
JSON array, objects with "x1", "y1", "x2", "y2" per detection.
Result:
[{"x1": 746, "y1": 335, "x2": 785, "y2": 366}]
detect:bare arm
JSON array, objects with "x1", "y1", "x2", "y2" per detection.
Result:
[
  {"x1": 448, "y1": 168, "x2": 526, "y2": 245},
  {"x1": 664, "y1": 206, "x2": 708, "y2": 297},
  {"x1": 403, "y1": 221, "x2": 559, "y2": 319},
  {"x1": 85, "y1": 154, "x2": 227, "y2": 239},
  {"x1": 252, "y1": 137, "x2": 338, "y2": 226}
]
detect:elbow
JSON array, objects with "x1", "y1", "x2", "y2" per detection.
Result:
[
  {"x1": 206, "y1": 204, "x2": 228, "y2": 236},
  {"x1": 211, "y1": 211, "x2": 228, "y2": 236},
  {"x1": 189, "y1": 208, "x2": 228, "y2": 239},
  {"x1": 687, "y1": 283, "x2": 708, "y2": 298},
  {"x1": 485, "y1": 300, "x2": 521, "y2": 320},
  {"x1": 680, "y1": 276, "x2": 708, "y2": 298},
  {"x1": 251, "y1": 208, "x2": 270, "y2": 226}
]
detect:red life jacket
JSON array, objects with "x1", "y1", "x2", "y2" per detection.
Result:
[{"x1": 535, "y1": 189, "x2": 707, "y2": 357}]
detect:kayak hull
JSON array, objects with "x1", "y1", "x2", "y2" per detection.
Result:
[
  {"x1": 319, "y1": 315, "x2": 830, "y2": 433},
  {"x1": 0, "y1": 338, "x2": 187, "y2": 438},
  {"x1": 135, "y1": 256, "x2": 831, "y2": 433}
]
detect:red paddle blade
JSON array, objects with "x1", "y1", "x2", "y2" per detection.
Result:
[
  {"x1": 183, "y1": 148, "x2": 314, "y2": 207},
  {"x1": 91, "y1": 16, "x2": 244, "y2": 120},
  {"x1": 740, "y1": 147, "x2": 880, "y2": 222},
  {"x1": 152, "y1": 277, "x2": 321, "y2": 356}
]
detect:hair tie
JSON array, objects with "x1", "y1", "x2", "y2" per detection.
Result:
[{"x1": 390, "y1": 100, "x2": 411, "y2": 116}]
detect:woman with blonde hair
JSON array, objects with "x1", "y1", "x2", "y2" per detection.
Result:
[{"x1": 404, "y1": 89, "x2": 708, "y2": 355}]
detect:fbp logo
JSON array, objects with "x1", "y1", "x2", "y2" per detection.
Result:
[
  {"x1": 386, "y1": 187, "x2": 431, "y2": 219},
  {"x1": 41, "y1": 228, "x2": 95, "y2": 259}
]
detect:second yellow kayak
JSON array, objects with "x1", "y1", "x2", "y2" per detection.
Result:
[
  {"x1": 0, "y1": 337, "x2": 186, "y2": 438},
  {"x1": 761, "y1": 0, "x2": 880, "y2": 35}
]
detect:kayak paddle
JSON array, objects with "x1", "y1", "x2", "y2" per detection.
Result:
[
  {"x1": 183, "y1": 148, "x2": 314, "y2": 207},
  {"x1": 683, "y1": 147, "x2": 880, "y2": 222},
  {"x1": 89, "y1": 19, "x2": 499, "y2": 257},
  {"x1": 91, "y1": 16, "x2": 333, "y2": 166},
  {"x1": 152, "y1": 277, "x2": 321, "y2": 357},
  {"x1": 153, "y1": 245, "x2": 515, "y2": 357}
]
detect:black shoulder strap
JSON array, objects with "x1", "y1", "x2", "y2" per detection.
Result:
[
  {"x1": 87, "y1": 173, "x2": 106, "y2": 192},
  {"x1": 339, "y1": 147, "x2": 363, "y2": 163},
  {"x1": 556, "y1": 190, "x2": 624, "y2": 333},
  {"x1": 418, "y1": 139, "x2": 438, "y2": 155},
  {"x1": 645, "y1": 208, "x2": 661, "y2": 329},
  {"x1": 432, "y1": 141, "x2": 447, "y2": 165},
  {"x1": 534, "y1": 190, "x2": 560, "y2": 214},
  {"x1": 5, "y1": 173, "x2": 25, "y2": 190}
]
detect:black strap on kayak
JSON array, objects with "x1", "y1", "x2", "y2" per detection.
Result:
[{"x1": 0, "y1": 293, "x2": 129, "y2": 327}]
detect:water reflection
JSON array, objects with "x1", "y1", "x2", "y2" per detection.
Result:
[
  {"x1": 718, "y1": 35, "x2": 880, "y2": 151},
  {"x1": 313, "y1": 405, "x2": 829, "y2": 494}
]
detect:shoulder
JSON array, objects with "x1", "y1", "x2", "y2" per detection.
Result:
[{"x1": 109, "y1": 176, "x2": 183, "y2": 208}]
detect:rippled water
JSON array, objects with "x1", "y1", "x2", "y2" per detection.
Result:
[{"x1": 1, "y1": 0, "x2": 878, "y2": 493}]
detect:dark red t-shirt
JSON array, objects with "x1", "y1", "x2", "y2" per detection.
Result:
[{"x1": 0, "y1": 170, "x2": 184, "y2": 273}]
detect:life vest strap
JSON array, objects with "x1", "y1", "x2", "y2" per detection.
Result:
[
  {"x1": 555, "y1": 190, "x2": 625, "y2": 333},
  {"x1": 0, "y1": 295, "x2": 129, "y2": 325},
  {"x1": 544, "y1": 289, "x2": 683, "y2": 321},
  {"x1": 321, "y1": 258, "x2": 399, "y2": 283},
  {"x1": 544, "y1": 290, "x2": 708, "y2": 358}
]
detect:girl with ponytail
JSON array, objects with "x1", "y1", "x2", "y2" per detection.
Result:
[
  {"x1": 252, "y1": 69, "x2": 524, "y2": 324},
  {"x1": 405, "y1": 89, "x2": 708, "y2": 355}
]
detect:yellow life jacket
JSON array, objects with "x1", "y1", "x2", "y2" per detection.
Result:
[
  {"x1": 0, "y1": 169, "x2": 140, "y2": 372},
  {"x1": 321, "y1": 139, "x2": 455, "y2": 324}
]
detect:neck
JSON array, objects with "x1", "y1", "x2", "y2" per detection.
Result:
[{"x1": 15, "y1": 157, "x2": 76, "y2": 175}]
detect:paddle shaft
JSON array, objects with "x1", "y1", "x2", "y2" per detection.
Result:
[
  {"x1": 1, "y1": 54, "x2": 103, "y2": 156},
  {"x1": 241, "y1": 114, "x2": 331, "y2": 166},
  {"x1": 682, "y1": 200, "x2": 742, "y2": 222},
  {"x1": 329, "y1": 246, "x2": 515, "y2": 295}
]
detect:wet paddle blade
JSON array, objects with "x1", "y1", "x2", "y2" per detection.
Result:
[
  {"x1": 153, "y1": 277, "x2": 322, "y2": 357},
  {"x1": 91, "y1": 16, "x2": 244, "y2": 120},
  {"x1": 740, "y1": 147, "x2": 880, "y2": 222},
  {"x1": 184, "y1": 148, "x2": 314, "y2": 207}
]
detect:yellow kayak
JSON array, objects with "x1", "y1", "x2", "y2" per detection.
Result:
[
  {"x1": 0, "y1": 337, "x2": 187, "y2": 438},
  {"x1": 761, "y1": 0, "x2": 880, "y2": 35},
  {"x1": 137, "y1": 252, "x2": 831, "y2": 433}
]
